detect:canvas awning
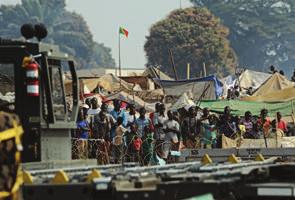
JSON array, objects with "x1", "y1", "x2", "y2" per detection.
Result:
[{"x1": 253, "y1": 72, "x2": 295, "y2": 96}]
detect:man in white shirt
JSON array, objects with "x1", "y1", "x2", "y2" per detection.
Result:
[
  {"x1": 87, "y1": 97, "x2": 101, "y2": 132},
  {"x1": 162, "y1": 110, "x2": 180, "y2": 160}
]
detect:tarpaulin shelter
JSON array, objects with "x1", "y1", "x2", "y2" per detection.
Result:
[
  {"x1": 142, "y1": 67, "x2": 173, "y2": 81},
  {"x1": 170, "y1": 93, "x2": 196, "y2": 111},
  {"x1": 241, "y1": 86, "x2": 295, "y2": 102},
  {"x1": 136, "y1": 89, "x2": 164, "y2": 102},
  {"x1": 106, "y1": 91, "x2": 155, "y2": 112},
  {"x1": 252, "y1": 72, "x2": 295, "y2": 96},
  {"x1": 238, "y1": 69, "x2": 271, "y2": 90},
  {"x1": 200, "y1": 100, "x2": 295, "y2": 117},
  {"x1": 75, "y1": 74, "x2": 137, "y2": 93},
  {"x1": 157, "y1": 75, "x2": 223, "y2": 101}
]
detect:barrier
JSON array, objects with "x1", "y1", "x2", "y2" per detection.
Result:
[{"x1": 0, "y1": 112, "x2": 23, "y2": 200}]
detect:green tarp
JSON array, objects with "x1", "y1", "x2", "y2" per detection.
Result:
[{"x1": 199, "y1": 100, "x2": 295, "y2": 117}]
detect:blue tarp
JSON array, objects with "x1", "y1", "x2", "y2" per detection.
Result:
[{"x1": 155, "y1": 75, "x2": 224, "y2": 99}]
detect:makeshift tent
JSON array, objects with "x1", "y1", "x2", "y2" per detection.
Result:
[
  {"x1": 221, "y1": 75, "x2": 237, "y2": 97},
  {"x1": 157, "y1": 75, "x2": 223, "y2": 101},
  {"x1": 78, "y1": 74, "x2": 138, "y2": 94},
  {"x1": 136, "y1": 89, "x2": 164, "y2": 102},
  {"x1": 241, "y1": 86, "x2": 295, "y2": 102},
  {"x1": 170, "y1": 93, "x2": 196, "y2": 111},
  {"x1": 142, "y1": 67, "x2": 173, "y2": 81},
  {"x1": 106, "y1": 91, "x2": 155, "y2": 112},
  {"x1": 200, "y1": 100, "x2": 295, "y2": 117},
  {"x1": 238, "y1": 69, "x2": 271, "y2": 90},
  {"x1": 253, "y1": 72, "x2": 295, "y2": 96}
]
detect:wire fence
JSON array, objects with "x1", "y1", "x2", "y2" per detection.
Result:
[
  {"x1": 71, "y1": 134, "x2": 219, "y2": 165},
  {"x1": 71, "y1": 136, "x2": 185, "y2": 165}
]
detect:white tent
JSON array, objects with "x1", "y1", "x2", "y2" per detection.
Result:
[
  {"x1": 170, "y1": 93, "x2": 196, "y2": 111},
  {"x1": 238, "y1": 69, "x2": 271, "y2": 90}
]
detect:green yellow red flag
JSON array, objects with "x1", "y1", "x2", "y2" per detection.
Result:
[{"x1": 119, "y1": 27, "x2": 129, "y2": 37}]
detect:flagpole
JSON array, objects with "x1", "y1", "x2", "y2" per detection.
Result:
[
  {"x1": 118, "y1": 28, "x2": 122, "y2": 89},
  {"x1": 118, "y1": 30, "x2": 122, "y2": 77}
]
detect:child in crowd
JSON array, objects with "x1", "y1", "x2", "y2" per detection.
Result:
[
  {"x1": 142, "y1": 126, "x2": 154, "y2": 166},
  {"x1": 112, "y1": 117, "x2": 127, "y2": 164},
  {"x1": 76, "y1": 108, "x2": 90, "y2": 158}
]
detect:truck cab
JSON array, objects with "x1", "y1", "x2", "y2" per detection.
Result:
[{"x1": 0, "y1": 38, "x2": 79, "y2": 162}]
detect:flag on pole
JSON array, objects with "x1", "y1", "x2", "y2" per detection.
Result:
[{"x1": 119, "y1": 27, "x2": 129, "y2": 38}]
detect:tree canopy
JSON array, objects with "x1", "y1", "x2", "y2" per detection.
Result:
[
  {"x1": 0, "y1": 0, "x2": 115, "y2": 68},
  {"x1": 191, "y1": 0, "x2": 295, "y2": 72},
  {"x1": 144, "y1": 7, "x2": 237, "y2": 79}
]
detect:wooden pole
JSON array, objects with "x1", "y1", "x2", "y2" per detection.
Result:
[
  {"x1": 187, "y1": 63, "x2": 190, "y2": 80},
  {"x1": 169, "y1": 49, "x2": 178, "y2": 80},
  {"x1": 203, "y1": 62, "x2": 207, "y2": 77}
]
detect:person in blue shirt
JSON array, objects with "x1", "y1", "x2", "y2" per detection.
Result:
[
  {"x1": 110, "y1": 100, "x2": 127, "y2": 139},
  {"x1": 76, "y1": 108, "x2": 90, "y2": 158},
  {"x1": 135, "y1": 107, "x2": 152, "y2": 138},
  {"x1": 76, "y1": 108, "x2": 90, "y2": 139}
]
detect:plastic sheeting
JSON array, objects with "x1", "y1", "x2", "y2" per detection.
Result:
[
  {"x1": 157, "y1": 75, "x2": 223, "y2": 100},
  {"x1": 200, "y1": 100, "x2": 295, "y2": 117},
  {"x1": 170, "y1": 93, "x2": 196, "y2": 111},
  {"x1": 238, "y1": 69, "x2": 271, "y2": 90},
  {"x1": 106, "y1": 91, "x2": 155, "y2": 112}
]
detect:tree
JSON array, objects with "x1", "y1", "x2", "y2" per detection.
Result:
[
  {"x1": 0, "y1": 0, "x2": 115, "y2": 68},
  {"x1": 144, "y1": 7, "x2": 237, "y2": 79},
  {"x1": 191, "y1": 0, "x2": 295, "y2": 72}
]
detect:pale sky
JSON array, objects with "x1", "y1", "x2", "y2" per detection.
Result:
[{"x1": 1, "y1": 0, "x2": 193, "y2": 68}]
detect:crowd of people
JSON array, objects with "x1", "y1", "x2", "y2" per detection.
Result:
[{"x1": 74, "y1": 97, "x2": 290, "y2": 165}]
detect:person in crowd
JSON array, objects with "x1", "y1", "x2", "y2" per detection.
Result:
[
  {"x1": 279, "y1": 70, "x2": 285, "y2": 76},
  {"x1": 240, "y1": 111, "x2": 256, "y2": 139},
  {"x1": 226, "y1": 88, "x2": 233, "y2": 100},
  {"x1": 112, "y1": 117, "x2": 127, "y2": 164},
  {"x1": 125, "y1": 123, "x2": 138, "y2": 162},
  {"x1": 200, "y1": 114, "x2": 218, "y2": 149},
  {"x1": 126, "y1": 104, "x2": 137, "y2": 126},
  {"x1": 142, "y1": 126, "x2": 154, "y2": 166},
  {"x1": 276, "y1": 112, "x2": 288, "y2": 134},
  {"x1": 110, "y1": 100, "x2": 127, "y2": 125},
  {"x1": 269, "y1": 65, "x2": 277, "y2": 74},
  {"x1": 85, "y1": 98, "x2": 92, "y2": 109},
  {"x1": 93, "y1": 111, "x2": 113, "y2": 164},
  {"x1": 101, "y1": 102, "x2": 109, "y2": 113},
  {"x1": 267, "y1": 119, "x2": 284, "y2": 139},
  {"x1": 87, "y1": 97, "x2": 100, "y2": 116},
  {"x1": 135, "y1": 107, "x2": 152, "y2": 138},
  {"x1": 181, "y1": 106, "x2": 200, "y2": 148},
  {"x1": 110, "y1": 100, "x2": 127, "y2": 140},
  {"x1": 162, "y1": 110, "x2": 180, "y2": 161},
  {"x1": 291, "y1": 70, "x2": 295, "y2": 82},
  {"x1": 87, "y1": 97, "x2": 101, "y2": 133},
  {"x1": 76, "y1": 107, "x2": 90, "y2": 158},
  {"x1": 153, "y1": 103, "x2": 166, "y2": 160},
  {"x1": 150, "y1": 102, "x2": 161, "y2": 126},
  {"x1": 219, "y1": 106, "x2": 237, "y2": 139},
  {"x1": 77, "y1": 107, "x2": 90, "y2": 139},
  {"x1": 256, "y1": 109, "x2": 271, "y2": 139},
  {"x1": 246, "y1": 87, "x2": 254, "y2": 96},
  {"x1": 93, "y1": 111, "x2": 113, "y2": 141},
  {"x1": 132, "y1": 134, "x2": 142, "y2": 163}
]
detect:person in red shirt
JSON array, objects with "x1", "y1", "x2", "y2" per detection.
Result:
[
  {"x1": 256, "y1": 109, "x2": 271, "y2": 139},
  {"x1": 276, "y1": 112, "x2": 288, "y2": 133}
]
